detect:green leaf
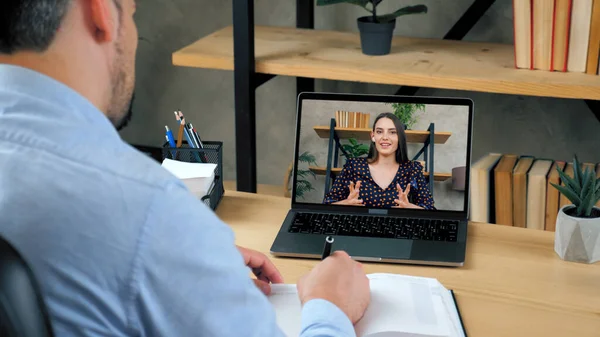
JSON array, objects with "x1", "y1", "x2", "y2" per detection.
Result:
[
  {"x1": 316, "y1": 0, "x2": 370, "y2": 10},
  {"x1": 555, "y1": 165, "x2": 581, "y2": 195},
  {"x1": 572, "y1": 155, "x2": 582, "y2": 186},
  {"x1": 377, "y1": 4, "x2": 428, "y2": 23},
  {"x1": 579, "y1": 180, "x2": 595, "y2": 216},
  {"x1": 584, "y1": 188, "x2": 597, "y2": 217},
  {"x1": 349, "y1": 138, "x2": 358, "y2": 146},
  {"x1": 580, "y1": 168, "x2": 592, "y2": 198},
  {"x1": 550, "y1": 182, "x2": 582, "y2": 206},
  {"x1": 298, "y1": 151, "x2": 317, "y2": 166}
]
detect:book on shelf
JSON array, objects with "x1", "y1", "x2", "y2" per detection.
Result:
[
  {"x1": 526, "y1": 159, "x2": 553, "y2": 230},
  {"x1": 513, "y1": 156, "x2": 535, "y2": 228},
  {"x1": 586, "y1": 0, "x2": 600, "y2": 74},
  {"x1": 532, "y1": 0, "x2": 555, "y2": 71},
  {"x1": 469, "y1": 153, "x2": 502, "y2": 223},
  {"x1": 559, "y1": 162, "x2": 575, "y2": 208},
  {"x1": 268, "y1": 273, "x2": 466, "y2": 337},
  {"x1": 567, "y1": 0, "x2": 594, "y2": 73},
  {"x1": 551, "y1": 0, "x2": 572, "y2": 72},
  {"x1": 513, "y1": 0, "x2": 599, "y2": 74},
  {"x1": 471, "y1": 153, "x2": 599, "y2": 231},
  {"x1": 494, "y1": 154, "x2": 519, "y2": 226},
  {"x1": 335, "y1": 111, "x2": 370, "y2": 129},
  {"x1": 545, "y1": 161, "x2": 565, "y2": 231}
]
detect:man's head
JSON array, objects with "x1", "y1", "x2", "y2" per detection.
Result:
[{"x1": 0, "y1": 0, "x2": 138, "y2": 130}]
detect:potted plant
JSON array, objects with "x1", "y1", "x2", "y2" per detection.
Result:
[
  {"x1": 316, "y1": 0, "x2": 427, "y2": 55},
  {"x1": 341, "y1": 138, "x2": 370, "y2": 158},
  {"x1": 388, "y1": 103, "x2": 425, "y2": 130},
  {"x1": 550, "y1": 155, "x2": 600, "y2": 264},
  {"x1": 286, "y1": 151, "x2": 318, "y2": 199}
]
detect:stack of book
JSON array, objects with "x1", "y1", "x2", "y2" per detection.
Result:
[
  {"x1": 334, "y1": 111, "x2": 370, "y2": 128},
  {"x1": 469, "y1": 153, "x2": 600, "y2": 231},
  {"x1": 513, "y1": 0, "x2": 600, "y2": 74}
]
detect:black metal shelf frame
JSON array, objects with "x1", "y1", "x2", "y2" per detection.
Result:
[{"x1": 231, "y1": 0, "x2": 600, "y2": 193}]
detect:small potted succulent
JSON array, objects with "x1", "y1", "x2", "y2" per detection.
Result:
[
  {"x1": 550, "y1": 155, "x2": 600, "y2": 264},
  {"x1": 316, "y1": 0, "x2": 428, "y2": 55}
]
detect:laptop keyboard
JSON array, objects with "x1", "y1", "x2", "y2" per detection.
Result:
[{"x1": 288, "y1": 212, "x2": 459, "y2": 242}]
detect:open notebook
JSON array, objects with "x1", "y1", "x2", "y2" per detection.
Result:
[{"x1": 268, "y1": 273, "x2": 466, "y2": 337}]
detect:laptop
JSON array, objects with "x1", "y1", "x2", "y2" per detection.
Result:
[{"x1": 270, "y1": 92, "x2": 474, "y2": 266}]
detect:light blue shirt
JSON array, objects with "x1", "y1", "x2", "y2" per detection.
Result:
[{"x1": 0, "y1": 64, "x2": 355, "y2": 337}]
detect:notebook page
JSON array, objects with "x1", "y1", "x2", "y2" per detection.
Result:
[
  {"x1": 431, "y1": 283, "x2": 466, "y2": 337},
  {"x1": 355, "y1": 274, "x2": 450, "y2": 337},
  {"x1": 268, "y1": 284, "x2": 302, "y2": 337}
]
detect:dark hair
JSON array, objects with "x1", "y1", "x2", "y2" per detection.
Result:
[
  {"x1": 367, "y1": 112, "x2": 409, "y2": 164},
  {"x1": 0, "y1": 0, "x2": 122, "y2": 54}
]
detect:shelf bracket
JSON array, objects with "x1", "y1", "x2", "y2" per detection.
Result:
[
  {"x1": 585, "y1": 100, "x2": 600, "y2": 124},
  {"x1": 395, "y1": 0, "x2": 497, "y2": 96},
  {"x1": 296, "y1": 0, "x2": 315, "y2": 97},
  {"x1": 254, "y1": 74, "x2": 276, "y2": 89},
  {"x1": 324, "y1": 119, "x2": 336, "y2": 197}
]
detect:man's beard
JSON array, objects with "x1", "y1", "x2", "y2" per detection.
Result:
[
  {"x1": 115, "y1": 92, "x2": 134, "y2": 131},
  {"x1": 107, "y1": 40, "x2": 135, "y2": 131}
]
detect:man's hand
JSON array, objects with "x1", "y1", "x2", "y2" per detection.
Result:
[
  {"x1": 237, "y1": 246, "x2": 284, "y2": 295},
  {"x1": 297, "y1": 251, "x2": 370, "y2": 325}
]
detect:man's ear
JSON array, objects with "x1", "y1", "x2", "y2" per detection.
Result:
[{"x1": 89, "y1": 0, "x2": 117, "y2": 42}]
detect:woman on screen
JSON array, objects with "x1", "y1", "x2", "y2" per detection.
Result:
[{"x1": 323, "y1": 112, "x2": 435, "y2": 209}]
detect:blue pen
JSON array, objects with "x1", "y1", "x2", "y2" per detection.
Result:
[
  {"x1": 182, "y1": 124, "x2": 202, "y2": 162},
  {"x1": 164, "y1": 126, "x2": 177, "y2": 159}
]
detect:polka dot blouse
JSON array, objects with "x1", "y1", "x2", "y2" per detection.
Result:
[{"x1": 323, "y1": 157, "x2": 435, "y2": 209}]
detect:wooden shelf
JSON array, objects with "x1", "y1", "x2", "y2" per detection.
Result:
[
  {"x1": 172, "y1": 25, "x2": 600, "y2": 100},
  {"x1": 313, "y1": 126, "x2": 451, "y2": 144},
  {"x1": 309, "y1": 166, "x2": 452, "y2": 182}
]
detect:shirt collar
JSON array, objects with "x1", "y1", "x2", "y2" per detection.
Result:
[{"x1": 0, "y1": 64, "x2": 119, "y2": 134}]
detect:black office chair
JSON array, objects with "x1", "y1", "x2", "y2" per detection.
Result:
[{"x1": 0, "y1": 236, "x2": 54, "y2": 337}]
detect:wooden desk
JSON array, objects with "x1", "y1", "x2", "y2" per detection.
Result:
[{"x1": 215, "y1": 191, "x2": 600, "y2": 337}]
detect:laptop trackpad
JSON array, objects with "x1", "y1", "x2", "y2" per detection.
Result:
[{"x1": 331, "y1": 236, "x2": 412, "y2": 260}]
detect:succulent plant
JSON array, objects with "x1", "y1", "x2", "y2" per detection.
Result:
[{"x1": 550, "y1": 155, "x2": 600, "y2": 218}]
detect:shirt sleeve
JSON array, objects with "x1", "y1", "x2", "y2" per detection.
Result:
[
  {"x1": 301, "y1": 299, "x2": 356, "y2": 337},
  {"x1": 411, "y1": 161, "x2": 436, "y2": 210},
  {"x1": 128, "y1": 180, "x2": 355, "y2": 337},
  {"x1": 323, "y1": 159, "x2": 355, "y2": 204}
]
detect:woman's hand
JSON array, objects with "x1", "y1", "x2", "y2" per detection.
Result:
[
  {"x1": 393, "y1": 183, "x2": 423, "y2": 209},
  {"x1": 333, "y1": 181, "x2": 364, "y2": 206}
]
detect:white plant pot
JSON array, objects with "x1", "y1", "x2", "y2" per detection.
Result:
[{"x1": 555, "y1": 205, "x2": 600, "y2": 264}]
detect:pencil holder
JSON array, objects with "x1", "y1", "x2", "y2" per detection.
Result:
[{"x1": 161, "y1": 141, "x2": 224, "y2": 211}]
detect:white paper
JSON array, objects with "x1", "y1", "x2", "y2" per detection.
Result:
[
  {"x1": 268, "y1": 284, "x2": 302, "y2": 337},
  {"x1": 267, "y1": 273, "x2": 461, "y2": 337},
  {"x1": 161, "y1": 158, "x2": 216, "y2": 179},
  {"x1": 161, "y1": 159, "x2": 216, "y2": 197},
  {"x1": 355, "y1": 274, "x2": 449, "y2": 337}
]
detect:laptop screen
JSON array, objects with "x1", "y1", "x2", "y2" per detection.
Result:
[{"x1": 292, "y1": 93, "x2": 473, "y2": 214}]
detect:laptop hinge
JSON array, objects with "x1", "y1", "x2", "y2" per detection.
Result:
[{"x1": 368, "y1": 209, "x2": 388, "y2": 215}]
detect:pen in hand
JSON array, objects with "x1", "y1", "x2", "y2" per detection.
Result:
[{"x1": 321, "y1": 236, "x2": 334, "y2": 260}]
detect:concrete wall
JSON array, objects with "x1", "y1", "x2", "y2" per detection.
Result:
[
  {"x1": 121, "y1": 0, "x2": 600, "y2": 194},
  {"x1": 295, "y1": 100, "x2": 468, "y2": 210}
]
